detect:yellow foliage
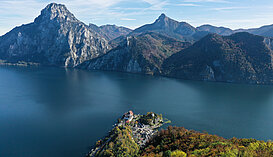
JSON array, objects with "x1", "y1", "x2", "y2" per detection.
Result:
[{"x1": 170, "y1": 150, "x2": 187, "y2": 157}]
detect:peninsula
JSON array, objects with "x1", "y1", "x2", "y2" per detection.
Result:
[
  {"x1": 88, "y1": 111, "x2": 165, "y2": 156},
  {"x1": 88, "y1": 111, "x2": 273, "y2": 157}
]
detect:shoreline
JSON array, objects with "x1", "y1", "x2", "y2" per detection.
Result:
[
  {"x1": 1, "y1": 62, "x2": 273, "y2": 86},
  {"x1": 88, "y1": 111, "x2": 166, "y2": 157}
]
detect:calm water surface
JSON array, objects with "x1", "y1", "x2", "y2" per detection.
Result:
[{"x1": 0, "y1": 66, "x2": 272, "y2": 157}]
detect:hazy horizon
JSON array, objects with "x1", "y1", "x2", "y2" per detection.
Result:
[{"x1": 1, "y1": 0, "x2": 273, "y2": 35}]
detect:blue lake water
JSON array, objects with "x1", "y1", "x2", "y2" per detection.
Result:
[{"x1": 0, "y1": 66, "x2": 272, "y2": 157}]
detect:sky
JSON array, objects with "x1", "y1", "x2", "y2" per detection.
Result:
[{"x1": 1, "y1": 0, "x2": 273, "y2": 35}]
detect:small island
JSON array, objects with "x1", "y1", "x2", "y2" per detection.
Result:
[{"x1": 88, "y1": 111, "x2": 273, "y2": 157}]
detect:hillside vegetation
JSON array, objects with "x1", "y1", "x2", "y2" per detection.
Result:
[
  {"x1": 89, "y1": 122, "x2": 272, "y2": 157},
  {"x1": 142, "y1": 126, "x2": 273, "y2": 157}
]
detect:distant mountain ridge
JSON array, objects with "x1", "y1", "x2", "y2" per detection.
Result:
[
  {"x1": 89, "y1": 24, "x2": 132, "y2": 41},
  {"x1": 1, "y1": 3, "x2": 273, "y2": 84},
  {"x1": 130, "y1": 13, "x2": 202, "y2": 42},
  {"x1": 197, "y1": 25, "x2": 233, "y2": 36},
  {"x1": 235, "y1": 24, "x2": 273, "y2": 37},
  {"x1": 197, "y1": 24, "x2": 273, "y2": 37}
]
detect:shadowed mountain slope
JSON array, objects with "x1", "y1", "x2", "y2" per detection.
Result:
[
  {"x1": 162, "y1": 32, "x2": 273, "y2": 84},
  {"x1": 78, "y1": 32, "x2": 191, "y2": 74}
]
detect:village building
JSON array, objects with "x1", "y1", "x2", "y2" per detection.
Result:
[{"x1": 123, "y1": 110, "x2": 134, "y2": 123}]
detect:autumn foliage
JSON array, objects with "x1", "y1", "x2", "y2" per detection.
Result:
[{"x1": 141, "y1": 126, "x2": 273, "y2": 157}]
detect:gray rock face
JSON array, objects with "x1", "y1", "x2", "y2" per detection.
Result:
[
  {"x1": 79, "y1": 32, "x2": 191, "y2": 74},
  {"x1": 0, "y1": 3, "x2": 110, "y2": 67},
  {"x1": 200, "y1": 65, "x2": 215, "y2": 81}
]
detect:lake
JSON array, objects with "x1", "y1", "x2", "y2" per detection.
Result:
[{"x1": 0, "y1": 66, "x2": 272, "y2": 157}]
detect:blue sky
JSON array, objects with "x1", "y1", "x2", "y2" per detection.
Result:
[{"x1": 1, "y1": 0, "x2": 273, "y2": 35}]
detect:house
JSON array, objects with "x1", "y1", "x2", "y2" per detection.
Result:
[{"x1": 123, "y1": 110, "x2": 134, "y2": 123}]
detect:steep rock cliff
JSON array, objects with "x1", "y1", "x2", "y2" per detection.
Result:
[{"x1": 0, "y1": 3, "x2": 110, "y2": 67}]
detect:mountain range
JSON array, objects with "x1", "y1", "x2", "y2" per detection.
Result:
[
  {"x1": 89, "y1": 24, "x2": 132, "y2": 41},
  {"x1": 130, "y1": 13, "x2": 200, "y2": 42},
  {"x1": 1, "y1": 3, "x2": 273, "y2": 84},
  {"x1": 79, "y1": 32, "x2": 191, "y2": 74}
]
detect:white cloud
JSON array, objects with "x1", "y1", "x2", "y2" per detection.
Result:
[
  {"x1": 176, "y1": 3, "x2": 201, "y2": 6},
  {"x1": 149, "y1": 1, "x2": 168, "y2": 10},
  {"x1": 211, "y1": 6, "x2": 249, "y2": 11},
  {"x1": 183, "y1": 0, "x2": 229, "y2": 3},
  {"x1": 120, "y1": 18, "x2": 136, "y2": 21},
  {"x1": 142, "y1": 0, "x2": 161, "y2": 5},
  {"x1": 0, "y1": 0, "x2": 47, "y2": 35},
  {"x1": 54, "y1": 0, "x2": 124, "y2": 8},
  {"x1": 141, "y1": 0, "x2": 168, "y2": 10}
]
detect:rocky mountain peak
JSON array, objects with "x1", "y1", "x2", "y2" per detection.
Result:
[
  {"x1": 158, "y1": 13, "x2": 166, "y2": 19},
  {"x1": 155, "y1": 13, "x2": 172, "y2": 24},
  {"x1": 131, "y1": 13, "x2": 197, "y2": 41},
  {"x1": 44, "y1": 3, "x2": 66, "y2": 10},
  {"x1": 0, "y1": 2, "x2": 110, "y2": 67},
  {"x1": 34, "y1": 3, "x2": 78, "y2": 23}
]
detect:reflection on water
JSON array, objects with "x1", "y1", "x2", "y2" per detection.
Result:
[{"x1": 0, "y1": 66, "x2": 273, "y2": 157}]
